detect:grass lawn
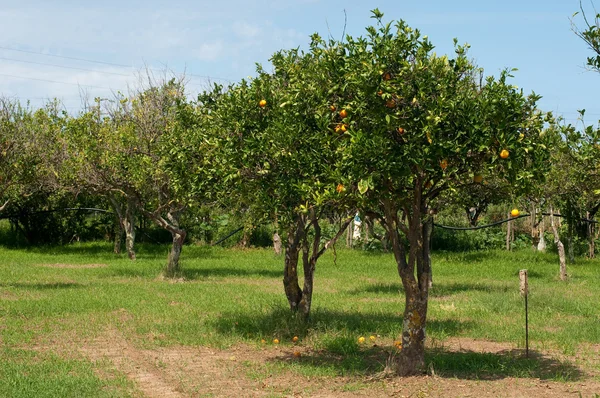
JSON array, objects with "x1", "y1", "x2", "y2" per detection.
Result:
[{"x1": 1, "y1": 242, "x2": 599, "y2": 397}]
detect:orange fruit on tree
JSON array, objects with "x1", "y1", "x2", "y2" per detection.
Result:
[
  {"x1": 500, "y1": 149, "x2": 509, "y2": 159},
  {"x1": 339, "y1": 109, "x2": 348, "y2": 118},
  {"x1": 473, "y1": 174, "x2": 483, "y2": 183},
  {"x1": 330, "y1": 105, "x2": 336, "y2": 112},
  {"x1": 440, "y1": 159, "x2": 448, "y2": 170},
  {"x1": 259, "y1": 99, "x2": 267, "y2": 108},
  {"x1": 377, "y1": 90, "x2": 383, "y2": 96},
  {"x1": 336, "y1": 183, "x2": 345, "y2": 193},
  {"x1": 383, "y1": 72, "x2": 392, "y2": 81},
  {"x1": 511, "y1": 208, "x2": 520, "y2": 217},
  {"x1": 385, "y1": 99, "x2": 396, "y2": 108},
  {"x1": 396, "y1": 127, "x2": 405, "y2": 135}
]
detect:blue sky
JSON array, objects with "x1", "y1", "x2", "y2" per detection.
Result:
[{"x1": 1, "y1": 0, "x2": 599, "y2": 125}]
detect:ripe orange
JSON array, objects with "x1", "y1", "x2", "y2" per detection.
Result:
[
  {"x1": 261, "y1": 339, "x2": 266, "y2": 344},
  {"x1": 383, "y1": 72, "x2": 392, "y2": 81},
  {"x1": 369, "y1": 335, "x2": 376, "y2": 342},
  {"x1": 396, "y1": 127, "x2": 405, "y2": 135},
  {"x1": 500, "y1": 149, "x2": 509, "y2": 159},
  {"x1": 440, "y1": 159, "x2": 448, "y2": 170},
  {"x1": 292, "y1": 336, "x2": 299, "y2": 343},
  {"x1": 358, "y1": 336, "x2": 366, "y2": 344},
  {"x1": 273, "y1": 338, "x2": 279, "y2": 344},
  {"x1": 385, "y1": 99, "x2": 396, "y2": 108},
  {"x1": 336, "y1": 183, "x2": 345, "y2": 193},
  {"x1": 259, "y1": 99, "x2": 267, "y2": 108},
  {"x1": 511, "y1": 208, "x2": 520, "y2": 217},
  {"x1": 293, "y1": 351, "x2": 301, "y2": 357},
  {"x1": 377, "y1": 90, "x2": 383, "y2": 96},
  {"x1": 339, "y1": 109, "x2": 348, "y2": 118},
  {"x1": 473, "y1": 174, "x2": 483, "y2": 183}
]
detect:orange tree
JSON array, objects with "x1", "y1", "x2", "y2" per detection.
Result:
[
  {"x1": 545, "y1": 120, "x2": 600, "y2": 260},
  {"x1": 211, "y1": 42, "x2": 356, "y2": 318},
  {"x1": 61, "y1": 80, "x2": 216, "y2": 276},
  {"x1": 113, "y1": 80, "x2": 218, "y2": 277},
  {"x1": 330, "y1": 10, "x2": 551, "y2": 374}
]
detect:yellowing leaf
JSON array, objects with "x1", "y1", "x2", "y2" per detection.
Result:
[{"x1": 358, "y1": 179, "x2": 369, "y2": 194}]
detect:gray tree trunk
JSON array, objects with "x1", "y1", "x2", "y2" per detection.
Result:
[
  {"x1": 109, "y1": 195, "x2": 137, "y2": 260},
  {"x1": 273, "y1": 232, "x2": 282, "y2": 255},
  {"x1": 113, "y1": 220, "x2": 122, "y2": 254},
  {"x1": 550, "y1": 207, "x2": 567, "y2": 281},
  {"x1": 588, "y1": 212, "x2": 595, "y2": 258}
]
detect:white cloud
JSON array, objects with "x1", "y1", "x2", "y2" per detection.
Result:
[{"x1": 194, "y1": 41, "x2": 225, "y2": 61}]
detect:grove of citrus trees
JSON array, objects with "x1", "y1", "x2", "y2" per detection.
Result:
[{"x1": 2, "y1": 9, "x2": 599, "y2": 376}]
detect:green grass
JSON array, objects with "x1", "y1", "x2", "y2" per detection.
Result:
[{"x1": 1, "y1": 241, "x2": 599, "y2": 395}]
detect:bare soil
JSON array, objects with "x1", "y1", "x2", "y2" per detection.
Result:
[{"x1": 66, "y1": 330, "x2": 600, "y2": 397}]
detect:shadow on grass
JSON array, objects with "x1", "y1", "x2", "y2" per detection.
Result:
[
  {"x1": 267, "y1": 346, "x2": 582, "y2": 381},
  {"x1": 20, "y1": 242, "x2": 221, "y2": 262},
  {"x1": 214, "y1": 306, "x2": 582, "y2": 380},
  {"x1": 0, "y1": 282, "x2": 82, "y2": 290},
  {"x1": 180, "y1": 267, "x2": 281, "y2": 280},
  {"x1": 349, "y1": 281, "x2": 509, "y2": 296},
  {"x1": 211, "y1": 306, "x2": 474, "y2": 342},
  {"x1": 426, "y1": 348, "x2": 582, "y2": 381}
]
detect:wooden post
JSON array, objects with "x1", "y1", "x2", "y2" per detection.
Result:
[
  {"x1": 519, "y1": 269, "x2": 529, "y2": 358},
  {"x1": 506, "y1": 211, "x2": 512, "y2": 251}
]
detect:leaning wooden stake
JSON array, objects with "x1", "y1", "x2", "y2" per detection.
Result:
[{"x1": 519, "y1": 269, "x2": 529, "y2": 358}]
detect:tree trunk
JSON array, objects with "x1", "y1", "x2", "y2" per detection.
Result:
[
  {"x1": 346, "y1": 221, "x2": 353, "y2": 247},
  {"x1": 298, "y1": 236, "x2": 316, "y2": 319},
  {"x1": 394, "y1": 296, "x2": 428, "y2": 375},
  {"x1": 165, "y1": 229, "x2": 186, "y2": 277},
  {"x1": 273, "y1": 232, "x2": 282, "y2": 255},
  {"x1": 163, "y1": 210, "x2": 186, "y2": 278},
  {"x1": 283, "y1": 219, "x2": 304, "y2": 311},
  {"x1": 550, "y1": 207, "x2": 567, "y2": 281},
  {"x1": 588, "y1": 212, "x2": 595, "y2": 259},
  {"x1": 283, "y1": 213, "x2": 353, "y2": 318},
  {"x1": 537, "y1": 217, "x2": 546, "y2": 252},
  {"x1": 382, "y1": 195, "x2": 430, "y2": 376},
  {"x1": 567, "y1": 222, "x2": 575, "y2": 264},
  {"x1": 113, "y1": 220, "x2": 122, "y2": 254},
  {"x1": 530, "y1": 206, "x2": 539, "y2": 250},
  {"x1": 123, "y1": 214, "x2": 136, "y2": 260},
  {"x1": 109, "y1": 195, "x2": 137, "y2": 260}
]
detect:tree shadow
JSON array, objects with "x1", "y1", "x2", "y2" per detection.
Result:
[
  {"x1": 180, "y1": 267, "x2": 281, "y2": 280},
  {"x1": 266, "y1": 346, "x2": 582, "y2": 381},
  {"x1": 349, "y1": 281, "x2": 509, "y2": 296},
  {"x1": 349, "y1": 282, "x2": 404, "y2": 295},
  {"x1": 211, "y1": 306, "x2": 475, "y2": 343},
  {"x1": 0, "y1": 282, "x2": 82, "y2": 290},
  {"x1": 425, "y1": 347, "x2": 582, "y2": 381},
  {"x1": 19, "y1": 242, "x2": 221, "y2": 262}
]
